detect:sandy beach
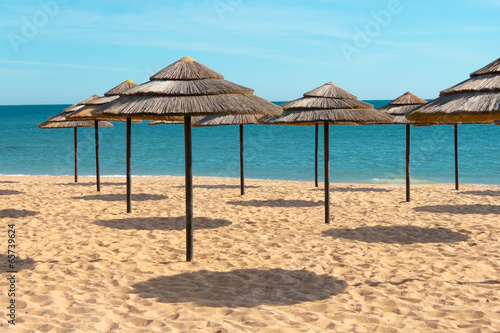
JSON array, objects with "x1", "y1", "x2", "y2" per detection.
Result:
[{"x1": 0, "y1": 175, "x2": 499, "y2": 332}]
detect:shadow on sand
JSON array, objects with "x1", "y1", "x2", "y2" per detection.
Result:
[
  {"x1": 414, "y1": 204, "x2": 500, "y2": 215},
  {"x1": 57, "y1": 182, "x2": 125, "y2": 187},
  {"x1": 0, "y1": 190, "x2": 23, "y2": 195},
  {"x1": 0, "y1": 255, "x2": 35, "y2": 273},
  {"x1": 333, "y1": 187, "x2": 392, "y2": 193},
  {"x1": 175, "y1": 184, "x2": 260, "y2": 190},
  {"x1": 322, "y1": 225, "x2": 470, "y2": 244},
  {"x1": 0, "y1": 209, "x2": 38, "y2": 218},
  {"x1": 460, "y1": 190, "x2": 500, "y2": 197},
  {"x1": 131, "y1": 268, "x2": 346, "y2": 307},
  {"x1": 73, "y1": 193, "x2": 167, "y2": 201},
  {"x1": 95, "y1": 216, "x2": 231, "y2": 231},
  {"x1": 310, "y1": 187, "x2": 392, "y2": 193},
  {"x1": 0, "y1": 181, "x2": 19, "y2": 184},
  {"x1": 228, "y1": 199, "x2": 324, "y2": 208}
]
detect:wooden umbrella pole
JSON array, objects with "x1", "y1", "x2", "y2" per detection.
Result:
[
  {"x1": 94, "y1": 120, "x2": 101, "y2": 192},
  {"x1": 126, "y1": 118, "x2": 132, "y2": 213},
  {"x1": 185, "y1": 116, "x2": 194, "y2": 262},
  {"x1": 240, "y1": 124, "x2": 245, "y2": 196},
  {"x1": 74, "y1": 127, "x2": 78, "y2": 183},
  {"x1": 454, "y1": 124, "x2": 459, "y2": 191},
  {"x1": 406, "y1": 124, "x2": 410, "y2": 202},
  {"x1": 324, "y1": 121, "x2": 330, "y2": 224},
  {"x1": 315, "y1": 123, "x2": 319, "y2": 187}
]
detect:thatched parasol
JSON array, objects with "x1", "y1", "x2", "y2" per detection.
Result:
[
  {"x1": 38, "y1": 111, "x2": 112, "y2": 182},
  {"x1": 407, "y1": 57, "x2": 500, "y2": 124},
  {"x1": 261, "y1": 82, "x2": 393, "y2": 224},
  {"x1": 91, "y1": 56, "x2": 282, "y2": 261},
  {"x1": 67, "y1": 81, "x2": 142, "y2": 193},
  {"x1": 193, "y1": 114, "x2": 265, "y2": 195},
  {"x1": 377, "y1": 92, "x2": 427, "y2": 202},
  {"x1": 407, "y1": 57, "x2": 500, "y2": 190},
  {"x1": 63, "y1": 94, "x2": 100, "y2": 112},
  {"x1": 66, "y1": 80, "x2": 139, "y2": 122}
]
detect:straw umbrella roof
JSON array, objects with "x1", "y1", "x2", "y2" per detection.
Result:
[
  {"x1": 38, "y1": 120, "x2": 112, "y2": 128},
  {"x1": 90, "y1": 56, "x2": 282, "y2": 120},
  {"x1": 406, "y1": 57, "x2": 500, "y2": 123},
  {"x1": 38, "y1": 111, "x2": 112, "y2": 129},
  {"x1": 104, "y1": 79, "x2": 137, "y2": 96},
  {"x1": 262, "y1": 82, "x2": 394, "y2": 125},
  {"x1": 40, "y1": 96, "x2": 113, "y2": 128},
  {"x1": 377, "y1": 92, "x2": 427, "y2": 124},
  {"x1": 67, "y1": 81, "x2": 140, "y2": 121},
  {"x1": 63, "y1": 95, "x2": 101, "y2": 112}
]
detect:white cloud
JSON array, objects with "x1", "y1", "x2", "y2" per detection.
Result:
[{"x1": 0, "y1": 60, "x2": 141, "y2": 72}]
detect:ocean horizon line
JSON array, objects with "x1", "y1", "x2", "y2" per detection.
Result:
[{"x1": 0, "y1": 100, "x2": 395, "y2": 108}]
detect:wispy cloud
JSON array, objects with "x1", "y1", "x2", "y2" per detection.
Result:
[
  {"x1": 14, "y1": 2, "x2": 358, "y2": 63},
  {"x1": 0, "y1": 67, "x2": 45, "y2": 76},
  {"x1": 0, "y1": 60, "x2": 141, "y2": 72}
]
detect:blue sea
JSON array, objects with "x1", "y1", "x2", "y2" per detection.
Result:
[{"x1": 0, "y1": 102, "x2": 498, "y2": 185}]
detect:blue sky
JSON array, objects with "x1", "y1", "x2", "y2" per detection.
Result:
[{"x1": 0, "y1": 0, "x2": 499, "y2": 105}]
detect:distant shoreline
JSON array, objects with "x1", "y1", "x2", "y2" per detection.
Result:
[
  {"x1": 2, "y1": 174, "x2": 500, "y2": 186},
  {"x1": 0, "y1": 100, "x2": 397, "y2": 107}
]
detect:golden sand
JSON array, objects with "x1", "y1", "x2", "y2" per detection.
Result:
[{"x1": 0, "y1": 175, "x2": 499, "y2": 332}]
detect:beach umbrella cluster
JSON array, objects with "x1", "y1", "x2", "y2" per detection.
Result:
[
  {"x1": 67, "y1": 80, "x2": 139, "y2": 122},
  {"x1": 36, "y1": 55, "x2": 499, "y2": 261},
  {"x1": 91, "y1": 56, "x2": 282, "y2": 261},
  {"x1": 67, "y1": 80, "x2": 142, "y2": 195},
  {"x1": 38, "y1": 100, "x2": 112, "y2": 183},
  {"x1": 377, "y1": 92, "x2": 427, "y2": 202},
  {"x1": 262, "y1": 82, "x2": 394, "y2": 223}
]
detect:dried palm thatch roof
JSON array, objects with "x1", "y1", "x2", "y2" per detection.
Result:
[
  {"x1": 39, "y1": 96, "x2": 110, "y2": 128},
  {"x1": 193, "y1": 114, "x2": 263, "y2": 127},
  {"x1": 84, "y1": 96, "x2": 120, "y2": 105},
  {"x1": 470, "y1": 58, "x2": 500, "y2": 77},
  {"x1": 38, "y1": 120, "x2": 112, "y2": 129},
  {"x1": 261, "y1": 82, "x2": 393, "y2": 125},
  {"x1": 104, "y1": 79, "x2": 137, "y2": 96},
  {"x1": 38, "y1": 111, "x2": 112, "y2": 129},
  {"x1": 406, "y1": 57, "x2": 500, "y2": 123},
  {"x1": 122, "y1": 79, "x2": 253, "y2": 96},
  {"x1": 150, "y1": 57, "x2": 224, "y2": 80},
  {"x1": 67, "y1": 81, "x2": 141, "y2": 123},
  {"x1": 91, "y1": 56, "x2": 282, "y2": 120},
  {"x1": 377, "y1": 92, "x2": 427, "y2": 124},
  {"x1": 63, "y1": 104, "x2": 84, "y2": 113},
  {"x1": 63, "y1": 95, "x2": 101, "y2": 112},
  {"x1": 48, "y1": 111, "x2": 75, "y2": 122}
]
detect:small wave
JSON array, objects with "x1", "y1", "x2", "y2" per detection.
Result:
[
  {"x1": 371, "y1": 178, "x2": 435, "y2": 185},
  {"x1": 0, "y1": 174, "x2": 173, "y2": 177}
]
